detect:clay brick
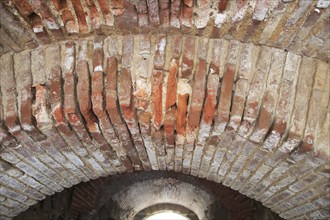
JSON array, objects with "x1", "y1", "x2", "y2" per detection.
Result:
[
  {"x1": 159, "y1": 9, "x2": 169, "y2": 27},
  {"x1": 112, "y1": 0, "x2": 124, "y2": 9},
  {"x1": 147, "y1": 0, "x2": 160, "y2": 25},
  {"x1": 71, "y1": 0, "x2": 89, "y2": 33},
  {"x1": 187, "y1": 59, "x2": 207, "y2": 130},
  {"x1": 105, "y1": 57, "x2": 122, "y2": 124},
  {"x1": 118, "y1": 68, "x2": 132, "y2": 108},
  {"x1": 253, "y1": 0, "x2": 271, "y2": 21},
  {"x1": 176, "y1": 90, "x2": 189, "y2": 135},
  {"x1": 165, "y1": 59, "x2": 178, "y2": 110},
  {"x1": 138, "y1": 13, "x2": 149, "y2": 27},
  {"x1": 249, "y1": 49, "x2": 285, "y2": 143},
  {"x1": 135, "y1": 0, "x2": 148, "y2": 14},
  {"x1": 118, "y1": 68, "x2": 151, "y2": 170},
  {"x1": 170, "y1": 0, "x2": 181, "y2": 28},
  {"x1": 139, "y1": 112, "x2": 159, "y2": 170},
  {"x1": 85, "y1": 0, "x2": 101, "y2": 28},
  {"x1": 48, "y1": 64, "x2": 90, "y2": 158},
  {"x1": 184, "y1": 59, "x2": 207, "y2": 174},
  {"x1": 115, "y1": 1, "x2": 137, "y2": 31},
  {"x1": 122, "y1": 35, "x2": 134, "y2": 68},
  {"x1": 238, "y1": 46, "x2": 272, "y2": 138},
  {"x1": 152, "y1": 129, "x2": 166, "y2": 170},
  {"x1": 61, "y1": 10, "x2": 79, "y2": 34},
  {"x1": 106, "y1": 57, "x2": 141, "y2": 168},
  {"x1": 159, "y1": 0, "x2": 169, "y2": 9},
  {"x1": 181, "y1": 36, "x2": 195, "y2": 79},
  {"x1": 213, "y1": 64, "x2": 235, "y2": 134},
  {"x1": 181, "y1": 3, "x2": 193, "y2": 27},
  {"x1": 14, "y1": 51, "x2": 46, "y2": 141},
  {"x1": 151, "y1": 69, "x2": 163, "y2": 129},
  {"x1": 263, "y1": 53, "x2": 301, "y2": 151},
  {"x1": 97, "y1": 0, "x2": 113, "y2": 26},
  {"x1": 170, "y1": 35, "x2": 183, "y2": 59},
  {"x1": 280, "y1": 57, "x2": 316, "y2": 154}
]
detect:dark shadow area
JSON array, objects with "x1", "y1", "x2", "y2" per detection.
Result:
[{"x1": 15, "y1": 171, "x2": 283, "y2": 220}]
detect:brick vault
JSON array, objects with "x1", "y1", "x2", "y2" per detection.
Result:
[{"x1": 0, "y1": 0, "x2": 329, "y2": 219}]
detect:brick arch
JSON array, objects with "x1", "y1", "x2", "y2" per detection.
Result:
[{"x1": 0, "y1": 0, "x2": 329, "y2": 219}]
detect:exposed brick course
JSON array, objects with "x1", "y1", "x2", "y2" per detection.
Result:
[{"x1": 0, "y1": 1, "x2": 329, "y2": 219}]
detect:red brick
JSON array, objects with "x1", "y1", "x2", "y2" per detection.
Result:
[
  {"x1": 183, "y1": 0, "x2": 193, "y2": 7},
  {"x1": 52, "y1": 0, "x2": 67, "y2": 10},
  {"x1": 105, "y1": 57, "x2": 142, "y2": 169},
  {"x1": 105, "y1": 57, "x2": 121, "y2": 124},
  {"x1": 170, "y1": 0, "x2": 181, "y2": 28},
  {"x1": 218, "y1": 0, "x2": 229, "y2": 12},
  {"x1": 181, "y1": 3, "x2": 193, "y2": 27},
  {"x1": 118, "y1": 67, "x2": 151, "y2": 170},
  {"x1": 97, "y1": 0, "x2": 113, "y2": 25},
  {"x1": 13, "y1": 0, "x2": 34, "y2": 16},
  {"x1": 118, "y1": 68, "x2": 132, "y2": 108},
  {"x1": 61, "y1": 10, "x2": 78, "y2": 34},
  {"x1": 152, "y1": 69, "x2": 163, "y2": 130},
  {"x1": 135, "y1": 0, "x2": 148, "y2": 14},
  {"x1": 115, "y1": 2, "x2": 137, "y2": 31},
  {"x1": 122, "y1": 35, "x2": 134, "y2": 68},
  {"x1": 187, "y1": 59, "x2": 207, "y2": 129},
  {"x1": 139, "y1": 112, "x2": 159, "y2": 170},
  {"x1": 112, "y1": 0, "x2": 124, "y2": 9},
  {"x1": 159, "y1": 0, "x2": 169, "y2": 9},
  {"x1": 213, "y1": 64, "x2": 235, "y2": 134},
  {"x1": 176, "y1": 94, "x2": 189, "y2": 135},
  {"x1": 159, "y1": 9, "x2": 170, "y2": 27},
  {"x1": 165, "y1": 59, "x2": 179, "y2": 110},
  {"x1": 202, "y1": 70, "x2": 219, "y2": 125},
  {"x1": 14, "y1": 52, "x2": 46, "y2": 141},
  {"x1": 29, "y1": 13, "x2": 51, "y2": 44},
  {"x1": 147, "y1": 0, "x2": 160, "y2": 25},
  {"x1": 181, "y1": 36, "x2": 195, "y2": 79},
  {"x1": 170, "y1": 35, "x2": 183, "y2": 59},
  {"x1": 238, "y1": 47, "x2": 272, "y2": 137},
  {"x1": 86, "y1": 1, "x2": 101, "y2": 28},
  {"x1": 164, "y1": 106, "x2": 176, "y2": 147},
  {"x1": 71, "y1": 0, "x2": 89, "y2": 33}
]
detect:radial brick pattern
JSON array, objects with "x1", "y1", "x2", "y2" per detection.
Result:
[{"x1": 0, "y1": 0, "x2": 329, "y2": 220}]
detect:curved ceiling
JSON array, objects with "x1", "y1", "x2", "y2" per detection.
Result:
[
  {"x1": 0, "y1": 0, "x2": 329, "y2": 220},
  {"x1": 14, "y1": 171, "x2": 282, "y2": 220}
]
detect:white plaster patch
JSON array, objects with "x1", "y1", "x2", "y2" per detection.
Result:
[
  {"x1": 93, "y1": 41, "x2": 103, "y2": 49},
  {"x1": 176, "y1": 78, "x2": 192, "y2": 95},
  {"x1": 43, "y1": 18, "x2": 60, "y2": 30},
  {"x1": 22, "y1": 124, "x2": 34, "y2": 131},
  {"x1": 317, "y1": 0, "x2": 330, "y2": 8},
  {"x1": 33, "y1": 25, "x2": 44, "y2": 33},
  {"x1": 157, "y1": 37, "x2": 166, "y2": 53},
  {"x1": 94, "y1": 65, "x2": 103, "y2": 72},
  {"x1": 214, "y1": 13, "x2": 226, "y2": 28},
  {"x1": 63, "y1": 45, "x2": 75, "y2": 72}
]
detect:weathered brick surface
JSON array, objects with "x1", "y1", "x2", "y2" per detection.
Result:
[
  {"x1": 0, "y1": 32, "x2": 329, "y2": 219},
  {"x1": 0, "y1": 0, "x2": 329, "y2": 63}
]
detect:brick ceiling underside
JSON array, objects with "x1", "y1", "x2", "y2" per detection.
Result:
[
  {"x1": 0, "y1": 0, "x2": 329, "y2": 219},
  {"x1": 14, "y1": 171, "x2": 282, "y2": 220}
]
